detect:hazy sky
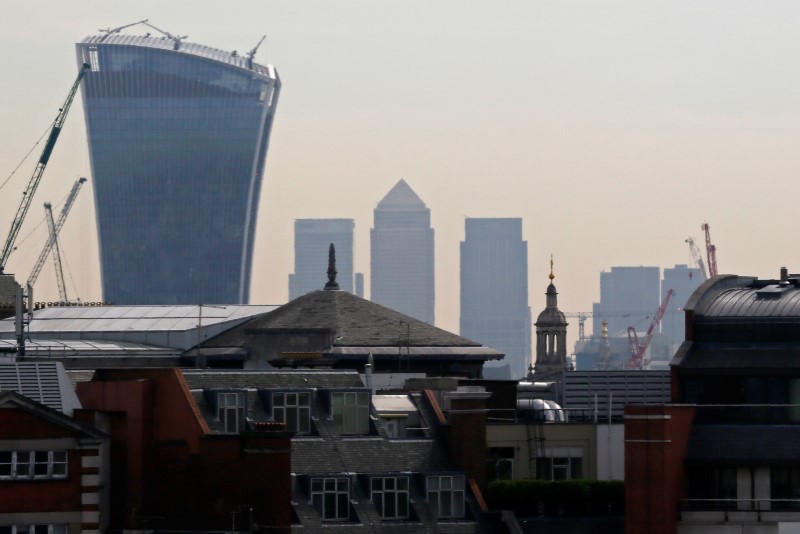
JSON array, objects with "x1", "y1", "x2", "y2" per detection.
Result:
[{"x1": 2, "y1": 1, "x2": 800, "y2": 336}]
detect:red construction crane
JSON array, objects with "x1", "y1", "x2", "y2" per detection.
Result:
[
  {"x1": 626, "y1": 289, "x2": 675, "y2": 369},
  {"x1": 702, "y1": 223, "x2": 718, "y2": 277}
]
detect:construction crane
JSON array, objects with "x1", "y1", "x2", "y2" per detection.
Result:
[
  {"x1": 142, "y1": 21, "x2": 187, "y2": 50},
  {"x1": 26, "y1": 177, "x2": 87, "y2": 294},
  {"x1": 247, "y1": 35, "x2": 266, "y2": 70},
  {"x1": 564, "y1": 310, "x2": 652, "y2": 341},
  {"x1": 702, "y1": 223, "x2": 718, "y2": 277},
  {"x1": 43, "y1": 204, "x2": 68, "y2": 302},
  {"x1": 685, "y1": 237, "x2": 708, "y2": 281},
  {"x1": 626, "y1": 289, "x2": 675, "y2": 369},
  {"x1": 0, "y1": 63, "x2": 90, "y2": 273}
]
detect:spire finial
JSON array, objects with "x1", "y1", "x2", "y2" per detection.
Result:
[
  {"x1": 549, "y1": 254, "x2": 555, "y2": 282},
  {"x1": 324, "y1": 243, "x2": 340, "y2": 290}
]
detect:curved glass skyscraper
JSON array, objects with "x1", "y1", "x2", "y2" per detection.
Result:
[{"x1": 76, "y1": 34, "x2": 280, "y2": 305}]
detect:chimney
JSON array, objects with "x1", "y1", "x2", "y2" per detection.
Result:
[{"x1": 445, "y1": 386, "x2": 491, "y2": 489}]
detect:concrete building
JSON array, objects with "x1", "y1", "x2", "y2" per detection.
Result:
[
  {"x1": 592, "y1": 266, "x2": 661, "y2": 338},
  {"x1": 370, "y1": 180, "x2": 435, "y2": 324},
  {"x1": 289, "y1": 219, "x2": 355, "y2": 299},
  {"x1": 460, "y1": 218, "x2": 531, "y2": 380},
  {"x1": 626, "y1": 269, "x2": 800, "y2": 534},
  {"x1": 76, "y1": 31, "x2": 280, "y2": 305}
]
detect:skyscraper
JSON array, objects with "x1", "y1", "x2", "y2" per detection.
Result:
[
  {"x1": 289, "y1": 219, "x2": 354, "y2": 299},
  {"x1": 460, "y1": 218, "x2": 531, "y2": 379},
  {"x1": 592, "y1": 266, "x2": 661, "y2": 338},
  {"x1": 76, "y1": 32, "x2": 280, "y2": 305},
  {"x1": 370, "y1": 180, "x2": 434, "y2": 324}
]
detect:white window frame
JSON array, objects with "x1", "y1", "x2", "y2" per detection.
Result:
[
  {"x1": 272, "y1": 392, "x2": 311, "y2": 434},
  {"x1": 310, "y1": 477, "x2": 350, "y2": 521},
  {"x1": 217, "y1": 392, "x2": 245, "y2": 433},
  {"x1": 0, "y1": 525, "x2": 68, "y2": 534},
  {"x1": 331, "y1": 391, "x2": 370, "y2": 434},
  {"x1": 372, "y1": 476, "x2": 410, "y2": 519},
  {"x1": 426, "y1": 475, "x2": 465, "y2": 519},
  {"x1": 0, "y1": 451, "x2": 67, "y2": 481}
]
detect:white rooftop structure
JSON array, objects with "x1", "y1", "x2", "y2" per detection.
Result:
[{"x1": 0, "y1": 305, "x2": 278, "y2": 351}]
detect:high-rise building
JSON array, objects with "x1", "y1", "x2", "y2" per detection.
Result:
[
  {"x1": 460, "y1": 218, "x2": 531, "y2": 379},
  {"x1": 76, "y1": 33, "x2": 280, "y2": 305},
  {"x1": 661, "y1": 264, "x2": 702, "y2": 352},
  {"x1": 289, "y1": 219, "x2": 354, "y2": 299},
  {"x1": 592, "y1": 266, "x2": 661, "y2": 338},
  {"x1": 370, "y1": 180, "x2": 434, "y2": 324}
]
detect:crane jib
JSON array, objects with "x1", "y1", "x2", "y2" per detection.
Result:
[{"x1": 39, "y1": 127, "x2": 61, "y2": 165}]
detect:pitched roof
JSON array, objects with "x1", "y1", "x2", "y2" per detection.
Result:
[
  {"x1": 0, "y1": 362, "x2": 82, "y2": 415},
  {"x1": 376, "y1": 179, "x2": 427, "y2": 210},
  {"x1": 208, "y1": 289, "x2": 485, "y2": 349}
]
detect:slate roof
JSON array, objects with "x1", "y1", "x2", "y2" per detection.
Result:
[
  {"x1": 207, "y1": 289, "x2": 499, "y2": 353},
  {"x1": 182, "y1": 369, "x2": 486, "y2": 533},
  {"x1": 0, "y1": 362, "x2": 82, "y2": 415}
]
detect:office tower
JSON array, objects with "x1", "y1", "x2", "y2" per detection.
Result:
[
  {"x1": 370, "y1": 180, "x2": 435, "y2": 324},
  {"x1": 76, "y1": 33, "x2": 280, "y2": 305},
  {"x1": 661, "y1": 264, "x2": 702, "y2": 352},
  {"x1": 289, "y1": 219, "x2": 354, "y2": 299},
  {"x1": 354, "y1": 273, "x2": 364, "y2": 298},
  {"x1": 460, "y1": 218, "x2": 531, "y2": 379},
  {"x1": 592, "y1": 266, "x2": 661, "y2": 338}
]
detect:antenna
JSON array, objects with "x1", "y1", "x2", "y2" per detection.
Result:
[
  {"x1": 247, "y1": 35, "x2": 266, "y2": 69},
  {"x1": 98, "y1": 19, "x2": 148, "y2": 42},
  {"x1": 142, "y1": 21, "x2": 187, "y2": 50}
]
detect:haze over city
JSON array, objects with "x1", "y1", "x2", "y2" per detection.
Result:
[{"x1": 2, "y1": 1, "x2": 799, "y2": 335}]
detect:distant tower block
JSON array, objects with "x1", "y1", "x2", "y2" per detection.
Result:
[
  {"x1": 370, "y1": 179, "x2": 435, "y2": 324},
  {"x1": 76, "y1": 31, "x2": 280, "y2": 305},
  {"x1": 533, "y1": 258, "x2": 569, "y2": 378},
  {"x1": 290, "y1": 219, "x2": 355, "y2": 300}
]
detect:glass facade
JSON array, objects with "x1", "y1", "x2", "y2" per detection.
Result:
[{"x1": 76, "y1": 36, "x2": 280, "y2": 304}]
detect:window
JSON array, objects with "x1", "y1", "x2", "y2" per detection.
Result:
[
  {"x1": 311, "y1": 477, "x2": 349, "y2": 521},
  {"x1": 273, "y1": 392, "x2": 310, "y2": 434},
  {"x1": 0, "y1": 451, "x2": 67, "y2": 480},
  {"x1": 87, "y1": 47, "x2": 100, "y2": 71},
  {"x1": 331, "y1": 391, "x2": 369, "y2": 434},
  {"x1": 771, "y1": 467, "x2": 800, "y2": 509},
  {"x1": 372, "y1": 476, "x2": 409, "y2": 519},
  {"x1": 0, "y1": 526, "x2": 67, "y2": 534},
  {"x1": 536, "y1": 456, "x2": 583, "y2": 480},
  {"x1": 487, "y1": 448, "x2": 515, "y2": 481},
  {"x1": 427, "y1": 475, "x2": 465, "y2": 519},
  {"x1": 217, "y1": 392, "x2": 245, "y2": 433}
]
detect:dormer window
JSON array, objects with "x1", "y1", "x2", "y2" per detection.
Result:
[
  {"x1": 426, "y1": 475, "x2": 465, "y2": 519},
  {"x1": 217, "y1": 391, "x2": 245, "y2": 433},
  {"x1": 331, "y1": 391, "x2": 369, "y2": 434},
  {"x1": 273, "y1": 392, "x2": 311, "y2": 434},
  {"x1": 311, "y1": 477, "x2": 350, "y2": 521}
]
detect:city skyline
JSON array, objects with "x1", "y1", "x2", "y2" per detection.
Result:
[{"x1": 1, "y1": 2, "x2": 799, "y2": 335}]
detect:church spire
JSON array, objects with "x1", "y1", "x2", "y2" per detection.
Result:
[{"x1": 324, "y1": 243, "x2": 340, "y2": 290}]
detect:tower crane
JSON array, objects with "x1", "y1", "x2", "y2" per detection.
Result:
[
  {"x1": 26, "y1": 177, "x2": 87, "y2": 294},
  {"x1": 626, "y1": 289, "x2": 675, "y2": 369},
  {"x1": 43, "y1": 204, "x2": 68, "y2": 302},
  {"x1": 142, "y1": 21, "x2": 187, "y2": 50},
  {"x1": 0, "y1": 63, "x2": 90, "y2": 273},
  {"x1": 685, "y1": 237, "x2": 708, "y2": 281},
  {"x1": 702, "y1": 223, "x2": 718, "y2": 277},
  {"x1": 564, "y1": 310, "x2": 652, "y2": 341}
]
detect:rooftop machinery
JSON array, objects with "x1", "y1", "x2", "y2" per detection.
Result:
[{"x1": 0, "y1": 63, "x2": 90, "y2": 274}]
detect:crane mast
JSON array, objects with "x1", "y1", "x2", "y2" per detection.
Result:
[
  {"x1": 26, "y1": 177, "x2": 87, "y2": 290},
  {"x1": 626, "y1": 289, "x2": 675, "y2": 369},
  {"x1": 0, "y1": 63, "x2": 91, "y2": 272},
  {"x1": 702, "y1": 223, "x2": 718, "y2": 277},
  {"x1": 43, "y1": 204, "x2": 68, "y2": 302},
  {"x1": 685, "y1": 237, "x2": 708, "y2": 281}
]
